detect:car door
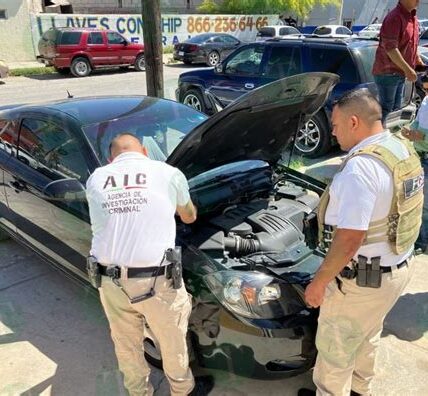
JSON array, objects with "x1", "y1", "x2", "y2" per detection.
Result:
[
  {"x1": 106, "y1": 31, "x2": 125, "y2": 65},
  {"x1": 5, "y1": 113, "x2": 97, "y2": 275},
  {"x1": 207, "y1": 44, "x2": 269, "y2": 106},
  {"x1": 86, "y1": 31, "x2": 110, "y2": 66},
  {"x1": 0, "y1": 118, "x2": 19, "y2": 235}
]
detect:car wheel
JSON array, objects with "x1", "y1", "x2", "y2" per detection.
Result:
[
  {"x1": 70, "y1": 57, "x2": 91, "y2": 77},
  {"x1": 182, "y1": 89, "x2": 207, "y2": 113},
  {"x1": 143, "y1": 338, "x2": 163, "y2": 369},
  {"x1": 54, "y1": 67, "x2": 70, "y2": 75},
  {"x1": 135, "y1": 54, "x2": 145, "y2": 71},
  {"x1": 206, "y1": 51, "x2": 220, "y2": 67},
  {"x1": 414, "y1": 87, "x2": 424, "y2": 112},
  {"x1": 294, "y1": 112, "x2": 331, "y2": 158}
]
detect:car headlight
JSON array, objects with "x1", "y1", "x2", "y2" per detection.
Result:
[{"x1": 204, "y1": 270, "x2": 287, "y2": 319}]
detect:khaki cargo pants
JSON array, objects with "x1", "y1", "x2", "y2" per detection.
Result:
[
  {"x1": 99, "y1": 273, "x2": 194, "y2": 396},
  {"x1": 313, "y1": 257, "x2": 415, "y2": 396}
]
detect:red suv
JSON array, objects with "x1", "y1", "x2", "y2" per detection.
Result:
[{"x1": 38, "y1": 28, "x2": 145, "y2": 77}]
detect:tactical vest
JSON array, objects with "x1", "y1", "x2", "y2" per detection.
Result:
[{"x1": 318, "y1": 134, "x2": 424, "y2": 254}]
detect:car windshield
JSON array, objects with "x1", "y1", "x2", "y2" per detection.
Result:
[{"x1": 82, "y1": 100, "x2": 207, "y2": 164}]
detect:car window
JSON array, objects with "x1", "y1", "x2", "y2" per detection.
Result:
[
  {"x1": 60, "y1": 32, "x2": 82, "y2": 45},
  {"x1": 313, "y1": 27, "x2": 331, "y2": 35},
  {"x1": 41, "y1": 29, "x2": 60, "y2": 45},
  {"x1": 212, "y1": 36, "x2": 223, "y2": 43},
  {"x1": 107, "y1": 32, "x2": 125, "y2": 45},
  {"x1": 421, "y1": 30, "x2": 428, "y2": 39},
  {"x1": 309, "y1": 48, "x2": 359, "y2": 84},
  {"x1": 19, "y1": 119, "x2": 90, "y2": 183},
  {"x1": 257, "y1": 27, "x2": 275, "y2": 37},
  {"x1": 264, "y1": 46, "x2": 301, "y2": 78},
  {"x1": 279, "y1": 27, "x2": 299, "y2": 35},
  {"x1": 222, "y1": 35, "x2": 239, "y2": 44},
  {"x1": 353, "y1": 45, "x2": 376, "y2": 82},
  {"x1": 0, "y1": 119, "x2": 19, "y2": 157},
  {"x1": 224, "y1": 46, "x2": 265, "y2": 75},
  {"x1": 88, "y1": 32, "x2": 104, "y2": 45}
]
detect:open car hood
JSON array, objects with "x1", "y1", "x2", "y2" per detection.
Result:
[{"x1": 167, "y1": 72, "x2": 339, "y2": 179}]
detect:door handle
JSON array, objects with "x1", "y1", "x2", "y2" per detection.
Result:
[
  {"x1": 244, "y1": 83, "x2": 255, "y2": 89},
  {"x1": 8, "y1": 180, "x2": 25, "y2": 192}
]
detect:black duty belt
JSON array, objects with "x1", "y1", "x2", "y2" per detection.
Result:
[
  {"x1": 99, "y1": 263, "x2": 173, "y2": 278},
  {"x1": 340, "y1": 258, "x2": 409, "y2": 279}
]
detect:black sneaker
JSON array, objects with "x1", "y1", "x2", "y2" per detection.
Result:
[
  {"x1": 297, "y1": 389, "x2": 316, "y2": 396},
  {"x1": 189, "y1": 375, "x2": 214, "y2": 396}
]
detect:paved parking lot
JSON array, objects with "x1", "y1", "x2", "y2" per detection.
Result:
[{"x1": 0, "y1": 61, "x2": 199, "y2": 106}]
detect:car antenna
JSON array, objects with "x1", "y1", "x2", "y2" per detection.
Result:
[{"x1": 67, "y1": 90, "x2": 74, "y2": 99}]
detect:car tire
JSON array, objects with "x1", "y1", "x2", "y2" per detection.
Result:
[
  {"x1": 294, "y1": 112, "x2": 331, "y2": 158},
  {"x1": 143, "y1": 338, "x2": 163, "y2": 369},
  {"x1": 54, "y1": 67, "x2": 70, "y2": 75},
  {"x1": 182, "y1": 88, "x2": 207, "y2": 113},
  {"x1": 70, "y1": 57, "x2": 91, "y2": 77},
  {"x1": 135, "y1": 54, "x2": 145, "y2": 71},
  {"x1": 206, "y1": 51, "x2": 220, "y2": 67}
]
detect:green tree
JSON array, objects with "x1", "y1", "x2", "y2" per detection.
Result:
[{"x1": 198, "y1": 0, "x2": 340, "y2": 17}]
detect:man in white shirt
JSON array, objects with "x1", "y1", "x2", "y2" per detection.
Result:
[
  {"x1": 86, "y1": 133, "x2": 212, "y2": 396},
  {"x1": 299, "y1": 89, "x2": 422, "y2": 396}
]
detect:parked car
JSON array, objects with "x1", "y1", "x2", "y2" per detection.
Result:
[
  {"x1": 0, "y1": 73, "x2": 337, "y2": 379},
  {"x1": 0, "y1": 60, "x2": 8, "y2": 79},
  {"x1": 177, "y1": 37, "x2": 415, "y2": 158},
  {"x1": 357, "y1": 24, "x2": 381, "y2": 39},
  {"x1": 256, "y1": 25, "x2": 301, "y2": 41},
  {"x1": 173, "y1": 33, "x2": 243, "y2": 66},
  {"x1": 37, "y1": 27, "x2": 145, "y2": 77},
  {"x1": 312, "y1": 25, "x2": 353, "y2": 38}
]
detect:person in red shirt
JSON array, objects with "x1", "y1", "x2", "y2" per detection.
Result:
[{"x1": 372, "y1": 0, "x2": 424, "y2": 122}]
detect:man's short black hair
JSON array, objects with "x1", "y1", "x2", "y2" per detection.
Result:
[{"x1": 333, "y1": 88, "x2": 382, "y2": 124}]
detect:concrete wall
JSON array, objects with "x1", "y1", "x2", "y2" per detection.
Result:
[{"x1": 0, "y1": 0, "x2": 40, "y2": 62}]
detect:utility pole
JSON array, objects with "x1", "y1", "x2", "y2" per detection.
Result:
[{"x1": 141, "y1": 0, "x2": 164, "y2": 98}]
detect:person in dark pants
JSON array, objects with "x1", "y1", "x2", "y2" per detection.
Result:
[{"x1": 372, "y1": 0, "x2": 424, "y2": 123}]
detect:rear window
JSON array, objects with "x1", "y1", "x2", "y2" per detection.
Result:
[
  {"x1": 313, "y1": 27, "x2": 332, "y2": 35},
  {"x1": 187, "y1": 34, "x2": 212, "y2": 43},
  {"x1": 257, "y1": 27, "x2": 276, "y2": 37},
  {"x1": 279, "y1": 27, "x2": 300, "y2": 35},
  {"x1": 309, "y1": 47, "x2": 359, "y2": 84},
  {"x1": 352, "y1": 45, "x2": 377, "y2": 82},
  {"x1": 41, "y1": 29, "x2": 60, "y2": 45},
  {"x1": 60, "y1": 32, "x2": 82, "y2": 45}
]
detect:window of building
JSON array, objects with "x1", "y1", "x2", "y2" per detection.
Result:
[{"x1": 0, "y1": 10, "x2": 7, "y2": 19}]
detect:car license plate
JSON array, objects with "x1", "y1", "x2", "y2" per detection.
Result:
[{"x1": 179, "y1": 51, "x2": 184, "y2": 56}]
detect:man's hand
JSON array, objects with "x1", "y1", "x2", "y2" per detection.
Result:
[
  {"x1": 405, "y1": 68, "x2": 418, "y2": 82},
  {"x1": 305, "y1": 279, "x2": 328, "y2": 308},
  {"x1": 402, "y1": 127, "x2": 424, "y2": 141},
  {"x1": 176, "y1": 199, "x2": 197, "y2": 224}
]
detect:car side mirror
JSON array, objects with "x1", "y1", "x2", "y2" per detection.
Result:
[
  {"x1": 214, "y1": 63, "x2": 223, "y2": 73},
  {"x1": 43, "y1": 178, "x2": 86, "y2": 201},
  {"x1": 122, "y1": 40, "x2": 128, "y2": 46}
]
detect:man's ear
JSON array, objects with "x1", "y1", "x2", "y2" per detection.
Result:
[
  {"x1": 350, "y1": 115, "x2": 359, "y2": 130},
  {"x1": 142, "y1": 146, "x2": 148, "y2": 156}
]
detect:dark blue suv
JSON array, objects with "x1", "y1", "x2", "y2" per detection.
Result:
[{"x1": 177, "y1": 37, "x2": 414, "y2": 157}]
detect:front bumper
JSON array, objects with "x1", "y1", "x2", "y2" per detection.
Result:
[{"x1": 190, "y1": 304, "x2": 317, "y2": 379}]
